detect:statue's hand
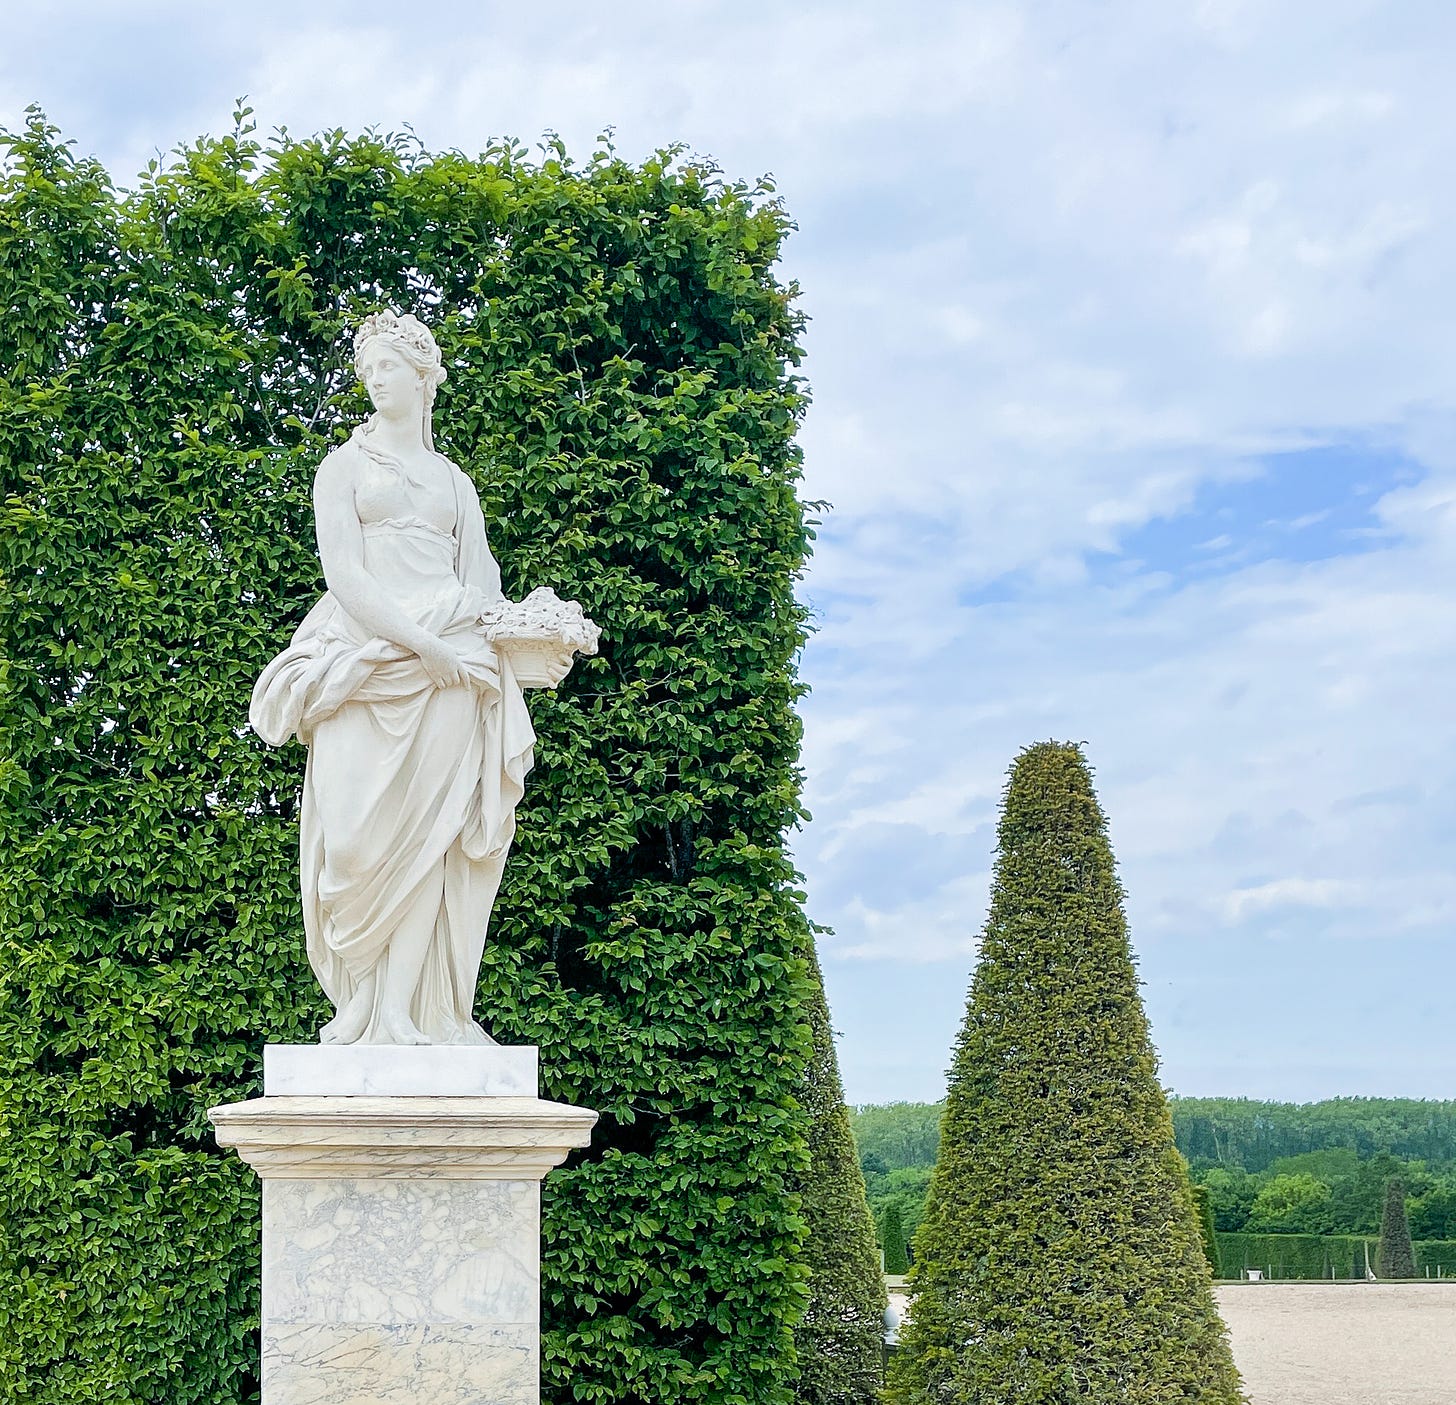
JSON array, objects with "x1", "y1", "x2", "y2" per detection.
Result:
[
  {"x1": 542, "y1": 648, "x2": 575, "y2": 686},
  {"x1": 416, "y1": 636, "x2": 471, "y2": 690}
]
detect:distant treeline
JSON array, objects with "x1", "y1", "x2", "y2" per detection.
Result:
[
  {"x1": 851, "y1": 1097, "x2": 1456, "y2": 1250},
  {"x1": 852, "y1": 1097, "x2": 1456, "y2": 1173},
  {"x1": 850, "y1": 1101, "x2": 942, "y2": 1246},
  {"x1": 1171, "y1": 1097, "x2": 1456, "y2": 1173},
  {"x1": 851, "y1": 1100, "x2": 943, "y2": 1172}
]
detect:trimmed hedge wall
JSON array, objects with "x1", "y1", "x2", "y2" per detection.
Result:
[
  {"x1": 1216, "y1": 1234, "x2": 1456, "y2": 1279},
  {"x1": 0, "y1": 110, "x2": 821, "y2": 1403},
  {"x1": 1415, "y1": 1240, "x2": 1456, "y2": 1275}
]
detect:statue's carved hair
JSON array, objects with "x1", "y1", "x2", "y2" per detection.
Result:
[
  {"x1": 351, "y1": 311, "x2": 449, "y2": 456},
  {"x1": 352, "y1": 311, "x2": 447, "y2": 392}
]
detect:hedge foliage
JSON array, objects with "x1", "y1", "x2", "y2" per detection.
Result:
[
  {"x1": 880, "y1": 1203, "x2": 910, "y2": 1276},
  {"x1": 1215, "y1": 1233, "x2": 1373, "y2": 1280},
  {"x1": 0, "y1": 108, "x2": 825, "y2": 1404},
  {"x1": 890, "y1": 743, "x2": 1244, "y2": 1405},
  {"x1": 1415, "y1": 1239, "x2": 1456, "y2": 1274},
  {"x1": 1377, "y1": 1179, "x2": 1417, "y2": 1280},
  {"x1": 791, "y1": 949, "x2": 886, "y2": 1405},
  {"x1": 1215, "y1": 1232, "x2": 1456, "y2": 1278},
  {"x1": 1192, "y1": 1183, "x2": 1222, "y2": 1278}
]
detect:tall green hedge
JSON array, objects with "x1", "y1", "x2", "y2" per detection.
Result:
[
  {"x1": 0, "y1": 109, "x2": 820, "y2": 1404},
  {"x1": 1216, "y1": 1232, "x2": 1456, "y2": 1279},
  {"x1": 1216, "y1": 1233, "x2": 1373, "y2": 1280},
  {"x1": 890, "y1": 743, "x2": 1244, "y2": 1405},
  {"x1": 880, "y1": 1203, "x2": 910, "y2": 1276}
]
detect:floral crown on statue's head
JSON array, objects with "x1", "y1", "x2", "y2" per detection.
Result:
[{"x1": 352, "y1": 311, "x2": 447, "y2": 390}]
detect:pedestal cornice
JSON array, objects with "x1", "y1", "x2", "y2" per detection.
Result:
[{"x1": 208, "y1": 1094, "x2": 598, "y2": 1180}]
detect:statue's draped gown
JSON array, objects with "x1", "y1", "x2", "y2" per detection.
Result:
[{"x1": 249, "y1": 449, "x2": 534, "y2": 1043}]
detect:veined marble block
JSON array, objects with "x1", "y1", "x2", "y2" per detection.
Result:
[
  {"x1": 210, "y1": 1047, "x2": 595, "y2": 1405},
  {"x1": 264, "y1": 1178, "x2": 538, "y2": 1404}
]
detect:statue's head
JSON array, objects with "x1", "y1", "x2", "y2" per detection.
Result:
[
  {"x1": 352, "y1": 311, "x2": 448, "y2": 448},
  {"x1": 352, "y1": 311, "x2": 447, "y2": 392}
]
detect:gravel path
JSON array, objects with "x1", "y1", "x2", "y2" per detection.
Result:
[
  {"x1": 885, "y1": 1283, "x2": 1456, "y2": 1401},
  {"x1": 1215, "y1": 1283, "x2": 1456, "y2": 1404}
]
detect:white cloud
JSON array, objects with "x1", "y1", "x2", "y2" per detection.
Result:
[
  {"x1": 1224, "y1": 878, "x2": 1364, "y2": 922},
  {"x1": 803, "y1": 467, "x2": 1456, "y2": 960},
  {"x1": 1280, "y1": 89, "x2": 1397, "y2": 131},
  {"x1": 6, "y1": 1, "x2": 1456, "y2": 1101},
  {"x1": 830, "y1": 875, "x2": 989, "y2": 964}
]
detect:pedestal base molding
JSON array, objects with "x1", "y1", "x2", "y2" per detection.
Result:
[{"x1": 209, "y1": 1047, "x2": 595, "y2": 1405}]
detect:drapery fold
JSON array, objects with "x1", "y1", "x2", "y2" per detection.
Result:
[{"x1": 249, "y1": 465, "x2": 534, "y2": 1043}]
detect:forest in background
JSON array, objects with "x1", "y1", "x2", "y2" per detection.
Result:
[{"x1": 851, "y1": 1097, "x2": 1456, "y2": 1249}]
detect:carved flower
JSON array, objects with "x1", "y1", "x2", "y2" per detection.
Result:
[{"x1": 479, "y1": 587, "x2": 601, "y2": 656}]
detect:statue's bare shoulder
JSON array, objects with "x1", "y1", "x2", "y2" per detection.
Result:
[
  {"x1": 315, "y1": 439, "x2": 364, "y2": 485},
  {"x1": 440, "y1": 454, "x2": 472, "y2": 486},
  {"x1": 313, "y1": 440, "x2": 369, "y2": 512}
]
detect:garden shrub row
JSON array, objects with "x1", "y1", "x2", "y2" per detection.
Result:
[
  {"x1": 1215, "y1": 1233, "x2": 1456, "y2": 1278},
  {"x1": 1, "y1": 110, "x2": 823, "y2": 1403}
]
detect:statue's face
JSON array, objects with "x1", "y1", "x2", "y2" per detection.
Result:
[{"x1": 360, "y1": 340, "x2": 426, "y2": 422}]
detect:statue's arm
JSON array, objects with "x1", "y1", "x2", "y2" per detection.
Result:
[
  {"x1": 314, "y1": 451, "x2": 467, "y2": 686},
  {"x1": 453, "y1": 467, "x2": 504, "y2": 602}
]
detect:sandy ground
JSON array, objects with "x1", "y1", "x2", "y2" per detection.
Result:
[
  {"x1": 1215, "y1": 1283, "x2": 1456, "y2": 1405},
  {"x1": 886, "y1": 1283, "x2": 1456, "y2": 1402}
]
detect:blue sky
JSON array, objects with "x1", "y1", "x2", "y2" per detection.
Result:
[{"x1": 7, "y1": 1, "x2": 1456, "y2": 1105}]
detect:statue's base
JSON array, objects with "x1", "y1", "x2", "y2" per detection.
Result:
[
  {"x1": 210, "y1": 1046, "x2": 596, "y2": 1405},
  {"x1": 263, "y1": 1042, "x2": 537, "y2": 1097}
]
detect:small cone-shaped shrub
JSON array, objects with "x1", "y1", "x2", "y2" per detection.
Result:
[
  {"x1": 1376, "y1": 1178, "x2": 1417, "y2": 1279},
  {"x1": 889, "y1": 743, "x2": 1244, "y2": 1404},
  {"x1": 881, "y1": 1202, "x2": 911, "y2": 1275},
  {"x1": 1192, "y1": 1182, "x2": 1223, "y2": 1278},
  {"x1": 792, "y1": 948, "x2": 888, "y2": 1405}
]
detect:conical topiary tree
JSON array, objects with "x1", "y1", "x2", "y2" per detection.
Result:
[
  {"x1": 1192, "y1": 1182, "x2": 1223, "y2": 1279},
  {"x1": 1376, "y1": 1178, "x2": 1416, "y2": 1279},
  {"x1": 873, "y1": 1199, "x2": 908, "y2": 1275},
  {"x1": 792, "y1": 948, "x2": 888, "y2": 1405},
  {"x1": 881, "y1": 1202, "x2": 911, "y2": 1276},
  {"x1": 889, "y1": 742, "x2": 1244, "y2": 1404}
]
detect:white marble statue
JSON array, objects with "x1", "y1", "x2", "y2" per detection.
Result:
[{"x1": 249, "y1": 312, "x2": 598, "y2": 1047}]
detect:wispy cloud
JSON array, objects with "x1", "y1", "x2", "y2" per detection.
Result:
[{"x1": 7, "y1": 1, "x2": 1456, "y2": 1103}]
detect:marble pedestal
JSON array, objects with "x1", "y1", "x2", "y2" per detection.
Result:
[{"x1": 209, "y1": 1046, "x2": 596, "y2": 1405}]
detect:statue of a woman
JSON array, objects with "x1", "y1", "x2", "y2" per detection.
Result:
[{"x1": 249, "y1": 312, "x2": 595, "y2": 1046}]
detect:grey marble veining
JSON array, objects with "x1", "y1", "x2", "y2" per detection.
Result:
[
  {"x1": 210, "y1": 1081, "x2": 597, "y2": 1404},
  {"x1": 264, "y1": 1321, "x2": 535, "y2": 1405},
  {"x1": 265, "y1": 1178, "x2": 538, "y2": 1326}
]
